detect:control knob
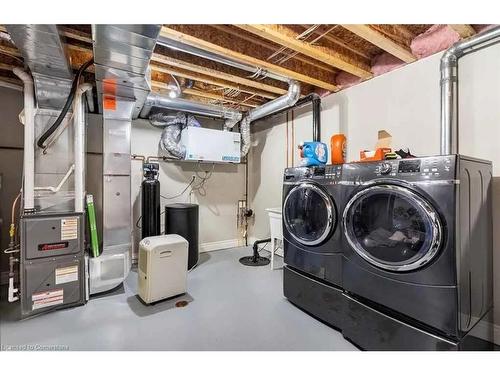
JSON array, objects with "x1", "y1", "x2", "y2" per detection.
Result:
[{"x1": 379, "y1": 162, "x2": 392, "y2": 175}]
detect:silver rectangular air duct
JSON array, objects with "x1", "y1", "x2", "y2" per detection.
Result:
[
  {"x1": 6, "y1": 25, "x2": 73, "y2": 110},
  {"x1": 90, "y1": 24, "x2": 161, "y2": 294}
]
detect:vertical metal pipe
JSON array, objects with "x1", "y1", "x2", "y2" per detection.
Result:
[
  {"x1": 312, "y1": 94, "x2": 321, "y2": 142},
  {"x1": 440, "y1": 50, "x2": 459, "y2": 155},
  {"x1": 440, "y1": 26, "x2": 500, "y2": 155}
]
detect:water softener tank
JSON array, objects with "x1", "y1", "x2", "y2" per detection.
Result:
[
  {"x1": 141, "y1": 163, "x2": 161, "y2": 239},
  {"x1": 164, "y1": 203, "x2": 199, "y2": 270}
]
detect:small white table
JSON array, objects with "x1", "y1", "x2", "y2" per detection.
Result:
[{"x1": 265, "y1": 207, "x2": 283, "y2": 270}]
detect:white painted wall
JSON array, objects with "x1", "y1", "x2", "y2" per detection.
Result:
[
  {"x1": 249, "y1": 47, "x2": 500, "y2": 332},
  {"x1": 130, "y1": 119, "x2": 246, "y2": 256},
  {"x1": 247, "y1": 99, "x2": 340, "y2": 243}
]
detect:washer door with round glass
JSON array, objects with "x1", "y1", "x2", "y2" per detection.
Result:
[
  {"x1": 283, "y1": 183, "x2": 335, "y2": 246},
  {"x1": 343, "y1": 184, "x2": 442, "y2": 272}
]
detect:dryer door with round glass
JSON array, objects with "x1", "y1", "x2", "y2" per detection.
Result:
[
  {"x1": 283, "y1": 183, "x2": 335, "y2": 247},
  {"x1": 343, "y1": 184, "x2": 442, "y2": 272}
]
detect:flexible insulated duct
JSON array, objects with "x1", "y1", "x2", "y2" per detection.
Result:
[
  {"x1": 156, "y1": 112, "x2": 201, "y2": 159},
  {"x1": 144, "y1": 93, "x2": 242, "y2": 129},
  {"x1": 440, "y1": 26, "x2": 500, "y2": 155},
  {"x1": 240, "y1": 80, "x2": 301, "y2": 156}
]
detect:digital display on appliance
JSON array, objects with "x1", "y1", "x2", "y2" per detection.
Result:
[
  {"x1": 313, "y1": 167, "x2": 325, "y2": 176},
  {"x1": 398, "y1": 160, "x2": 421, "y2": 173}
]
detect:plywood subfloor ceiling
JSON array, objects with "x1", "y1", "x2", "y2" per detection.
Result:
[{"x1": 0, "y1": 24, "x2": 488, "y2": 111}]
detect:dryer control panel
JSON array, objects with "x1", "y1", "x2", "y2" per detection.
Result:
[{"x1": 342, "y1": 155, "x2": 458, "y2": 184}]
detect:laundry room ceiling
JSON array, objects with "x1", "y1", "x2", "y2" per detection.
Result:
[{"x1": 0, "y1": 24, "x2": 490, "y2": 111}]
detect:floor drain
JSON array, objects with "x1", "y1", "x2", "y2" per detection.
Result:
[{"x1": 175, "y1": 300, "x2": 189, "y2": 308}]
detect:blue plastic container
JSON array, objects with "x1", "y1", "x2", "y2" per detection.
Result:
[{"x1": 299, "y1": 142, "x2": 328, "y2": 167}]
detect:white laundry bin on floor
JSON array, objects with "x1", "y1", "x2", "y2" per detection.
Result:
[{"x1": 266, "y1": 207, "x2": 283, "y2": 270}]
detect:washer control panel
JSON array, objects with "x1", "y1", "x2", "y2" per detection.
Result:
[{"x1": 284, "y1": 165, "x2": 343, "y2": 184}]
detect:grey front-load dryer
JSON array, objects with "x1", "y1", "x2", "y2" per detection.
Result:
[{"x1": 340, "y1": 155, "x2": 493, "y2": 350}]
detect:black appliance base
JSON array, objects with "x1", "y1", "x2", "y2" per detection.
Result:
[
  {"x1": 283, "y1": 266, "x2": 344, "y2": 330},
  {"x1": 283, "y1": 265, "x2": 497, "y2": 351}
]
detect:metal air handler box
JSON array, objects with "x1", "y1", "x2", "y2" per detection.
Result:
[{"x1": 20, "y1": 213, "x2": 86, "y2": 318}]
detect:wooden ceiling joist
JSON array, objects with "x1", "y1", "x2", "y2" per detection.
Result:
[
  {"x1": 59, "y1": 28, "x2": 284, "y2": 99},
  {"x1": 236, "y1": 24, "x2": 372, "y2": 79},
  {"x1": 341, "y1": 24, "x2": 416, "y2": 63},
  {"x1": 64, "y1": 40, "x2": 281, "y2": 103},
  {"x1": 151, "y1": 81, "x2": 257, "y2": 109},
  {"x1": 160, "y1": 26, "x2": 339, "y2": 92},
  {"x1": 151, "y1": 53, "x2": 284, "y2": 98},
  {"x1": 309, "y1": 26, "x2": 372, "y2": 61},
  {"x1": 210, "y1": 25, "x2": 337, "y2": 74},
  {"x1": 449, "y1": 25, "x2": 476, "y2": 39}
]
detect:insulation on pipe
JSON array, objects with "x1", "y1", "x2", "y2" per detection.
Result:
[
  {"x1": 157, "y1": 112, "x2": 201, "y2": 159},
  {"x1": 144, "y1": 93, "x2": 242, "y2": 129}
]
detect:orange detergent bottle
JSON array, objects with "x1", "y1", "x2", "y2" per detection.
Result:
[{"x1": 330, "y1": 134, "x2": 346, "y2": 164}]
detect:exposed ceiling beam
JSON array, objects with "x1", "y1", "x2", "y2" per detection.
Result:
[
  {"x1": 235, "y1": 24, "x2": 372, "y2": 79},
  {"x1": 341, "y1": 24, "x2": 416, "y2": 63},
  {"x1": 211, "y1": 25, "x2": 337, "y2": 74},
  {"x1": 309, "y1": 26, "x2": 372, "y2": 61},
  {"x1": 0, "y1": 43, "x2": 22, "y2": 58},
  {"x1": 151, "y1": 53, "x2": 284, "y2": 98},
  {"x1": 1, "y1": 57, "x2": 255, "y2": 109},
  {"x1": 39, "y1": 27, "x2": 284, "y2": 100},
  {"x1": 59, "y1": 26, "x2": 93, "y2": 43},
  {"x1": 151, "y1": 81, "x2": 257, "y2": 109},
  {"x1": 161, "y1": 26, "x2": 339, "y2": 92},
  {"x1": 449, "y1": 24, "x2": 476, "y2": 38},
  {"x1": 0, "y1": 61, "x2": 21, "y2": 71},
  {"x1": 152, "y1": 63, "x2": 278, "y2": 100},
  {"x1": 61, "y1": 37, "x2": 282, "y2": 101},
  {"x1": 62, "y1": 41, "x2": 280, "y2": 101}
]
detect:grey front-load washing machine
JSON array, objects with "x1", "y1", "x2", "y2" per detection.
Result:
[
  {"x1": 341, "y1": 155, "x2": 493, "y2": 350},
  {"x1": 282, "y1": 164, "x2": 345, "y2": 330}
]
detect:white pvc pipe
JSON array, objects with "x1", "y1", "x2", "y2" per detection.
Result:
[
  {"x1": 74, "y1": 83, "x2": 92, "y2": 213},
  {"x1": 34, "y1": 164, "x2": 75, "y2": 193},
  {"x1": 8, "y1": 277, "x2": 18, "y2": 302},
  {"x1": 13, "y1": 68, "x2": 35, "y2": 212}
]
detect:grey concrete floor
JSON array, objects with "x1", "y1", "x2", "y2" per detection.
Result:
[{"x1": 0, "y1": 246, "x2": 357, "y2": 351}]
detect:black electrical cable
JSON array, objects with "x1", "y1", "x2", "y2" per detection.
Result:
[{"x1": 37, "y1": 58, "x2": 94, "y2": 149}]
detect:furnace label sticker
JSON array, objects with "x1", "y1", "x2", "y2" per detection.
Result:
[
  {"x1": 55, "y1": 265, "x2": 79, "y2": 285},
  {"x1": 61, "y1": 217, "x2": 78, "y2": 240},
  {"x1": 32, "y1": 289, "x2": 64, "y2": 310}
]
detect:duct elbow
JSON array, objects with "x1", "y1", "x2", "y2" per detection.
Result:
[
  {"x1": 77, "y1": 83, "x2": 93, "y2": 97},
  {"x1": 12, "y1": 67, "x2": 34, "y2": 85},
  {"x1": 285, "y1": 80, "x2": 301, "y2": 106},
  {"x1": 223, "y1": 112, "x2": 243, "y2": 130}
]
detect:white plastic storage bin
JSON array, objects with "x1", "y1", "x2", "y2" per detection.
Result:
[
  {"x1": 138, "y1": 234, "x2": 188, "y2": 304},
  {"x1": 266, "y1": 207, "x2": 283, "y2": 269}
]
